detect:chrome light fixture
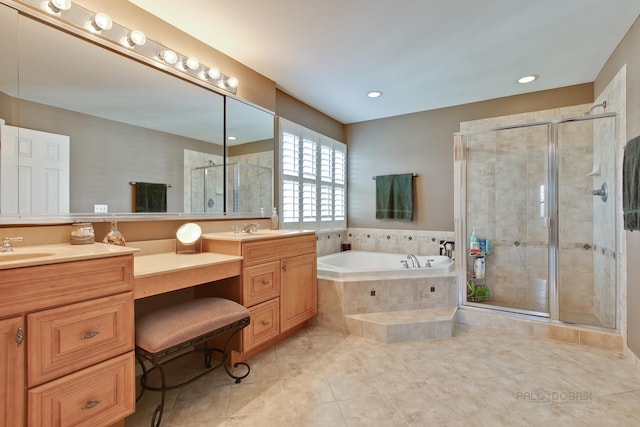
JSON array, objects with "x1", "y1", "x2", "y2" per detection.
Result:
[{"x1": 19, "y1": 0, "x2": 239, "y2": 95}]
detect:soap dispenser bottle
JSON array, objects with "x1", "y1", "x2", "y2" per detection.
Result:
[
  {"x1": 469, "y1": 227, "x2": 480, "y2": 255},
  {"x1": 270, "y1": 207, "x2": 279, "y2": 230}
]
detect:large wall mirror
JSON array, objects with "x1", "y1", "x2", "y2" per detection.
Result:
[{"x1": 0, "y1": 2, "x2": 274, "y2": 219}]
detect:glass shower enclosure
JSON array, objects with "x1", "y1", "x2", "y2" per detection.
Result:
[
  {"x1": 191, "y1": 162, "x2": 273, "y2": 214},
  {"x1": 455, "y1": 111, "x2": 617, "y2": 329}
]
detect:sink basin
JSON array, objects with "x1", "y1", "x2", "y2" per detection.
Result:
[{"x1": 0, "y1": 252, "x2": 54, "y2": 262}]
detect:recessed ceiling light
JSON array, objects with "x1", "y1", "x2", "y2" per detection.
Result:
[
  {"x1": 227, "y1": 136, "x2": 236, "y2": 141},
  {"x1": 367, "y1": 90, "x2": 382, "y2": 98},
  {"x1": 517, "y1": 74, "x2": 539, "y2": 84}
]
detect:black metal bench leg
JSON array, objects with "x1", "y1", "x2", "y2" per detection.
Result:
[
  {"x1": 221, "y1": 327, "x2": 250, "y2": 383},
  {"x1": 148, "y1": 362, "x2": 167, "y2": 427}
]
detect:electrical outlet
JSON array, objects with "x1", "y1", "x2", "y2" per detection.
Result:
[{"x1": 94, "y1": 204, "x2": 108, "y2": 213}]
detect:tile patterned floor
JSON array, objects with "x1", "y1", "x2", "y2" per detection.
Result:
[{"x1": 126, "y1": 325, "x2": 640, "y2": 427}]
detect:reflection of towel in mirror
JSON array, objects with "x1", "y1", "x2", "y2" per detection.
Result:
[
  {"x1": 624, "y1": 135, "x2": 640, "y2": 231},
  {"x1": 135, "y1": 182, "x2": 167, "y2": 213},
  {"x1": 375, "y1": 173, "x2": 414, "y2": 221}
]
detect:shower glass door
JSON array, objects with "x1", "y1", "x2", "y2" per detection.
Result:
[
  {"x1": 463, "y1": 124, "x2": 550, "y2": 316},
  {"x1": 556, "y1": 116, "x2": 617, "y2": 328}
]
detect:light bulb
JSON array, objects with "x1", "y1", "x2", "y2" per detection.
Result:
[
  {"x1": 227, "y1": 77, "x2": 239, "y2": 88},
  {"x1": 517, "y1": 74, "x2": 538, "y2": 84},
  {"x1": 46, "y1": 0, "x2": 71, "y2": 13},
  {"x1": 130, "y1": 30, "x2": 146, "y2": 46},
  {"x1": 91, "y1": 13, "x2": 112, "y2": 32},
  {"x1": 207, "y1": 67, "x2": 221, "y2": 80},
  {"x1": 124, "y1": 30, "x2": 146, "y2": 47},
  {"x1": 159, "y1": 50, "x2": 178, "y2": 65},
  {"x1": 184, "y1": 57, "x2": 200, "y2": 71}
]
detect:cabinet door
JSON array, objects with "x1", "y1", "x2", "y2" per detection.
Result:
[
  {"x1": 0, "y1": 316, "x2": 25, "y2": 427},
  {"x1": 280, "y1": 253, "x2": 317, "y2": 332}
]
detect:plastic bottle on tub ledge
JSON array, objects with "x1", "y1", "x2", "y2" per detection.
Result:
[{"x1": 469, "y1": 227, "x2": 480, "y2": 255}]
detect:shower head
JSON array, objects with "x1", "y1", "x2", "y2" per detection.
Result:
[{"x1": 582, "y1": 101, "x2": 607, "y2": 117}]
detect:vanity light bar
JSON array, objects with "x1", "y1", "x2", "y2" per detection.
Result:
[{"x1": 16, "y1": 0, "x2": 238, "y2": 95}]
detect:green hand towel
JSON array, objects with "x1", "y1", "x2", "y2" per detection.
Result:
[
  {"x1": 375, "y1": 173, "x2": 414, "y2": 221},
  {"x1": 135, "y1": 182, "x2": 168, "y2": 213},
  {"x1": 624, "y1": 135, "x2": 640, "y2": 231}
]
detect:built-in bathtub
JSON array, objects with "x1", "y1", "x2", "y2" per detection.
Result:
[
  {"x1": 316, "y1": 251, "x2": 458, "y2": 335},
  {"x1": 317, "y1": 250, "x2": 454, "y2": 279}
]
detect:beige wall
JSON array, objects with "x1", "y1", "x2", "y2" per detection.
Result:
[
  {"x1": 596, "y1": 15, "x2": 640, "y2": 357},
  {"x1": 275, "y1": 90, "x2": 346, "y2": 142},
  {"x1": 346, "y1": 84, "x2": 594, "y2": 231}
]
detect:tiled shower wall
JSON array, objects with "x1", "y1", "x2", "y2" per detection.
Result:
[{"x1": 316, "y1": 228, "x2": 455, "y2": 257}]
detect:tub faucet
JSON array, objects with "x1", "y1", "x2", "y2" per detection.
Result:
[
  {"x1": 407, "y1": 254, "x2": 421, "y2": 268},
  {"x1": 1, "y1": 236, "x2": 23, "y2": 252}
]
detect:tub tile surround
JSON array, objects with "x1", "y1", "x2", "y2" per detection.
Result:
[
  {"x1": 126, "y1": 324, "x2": 640, "y2": 427},
  {"x1": 316, "y1": 228, "x2": 455, "y2": 258}
]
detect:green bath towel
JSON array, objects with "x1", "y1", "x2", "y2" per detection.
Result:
[
  {"x1": 375, "y1": 173, "x2": 414, "y2": 221},
  {"x1": 624, "y1": 135, "x2": 640, "y2": 231}
]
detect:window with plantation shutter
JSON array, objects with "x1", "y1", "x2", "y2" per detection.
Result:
[{"x1": 279, "y1": 118, "x2": 347, "y2": 230}]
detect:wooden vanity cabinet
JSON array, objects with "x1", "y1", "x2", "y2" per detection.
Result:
[
  {"x1": 0, "y1": 255, "x2": 135, "y2": 427},
  {"x1": 202, "y1": 233, "x2": 317, "y2": 362},
  {"x1": 0, "y1": 316, "x2": 25, "y2": 427}
]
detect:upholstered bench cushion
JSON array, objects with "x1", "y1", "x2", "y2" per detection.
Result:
[{"x1": 136, "y1": 297, "x2": 250, "y2": 354}]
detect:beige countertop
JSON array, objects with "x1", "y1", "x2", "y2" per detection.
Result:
[
  {"x1": 0, "y1": 242, "x2": 138, "y2": 270},
  {"x1": 202, "y1": 229, "x2": 316, "y2": 241},
  {"x1": 133, "y1": 252, "x2": 243, "y2": 279}
]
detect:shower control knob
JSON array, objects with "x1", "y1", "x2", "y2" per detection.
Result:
[{"x1": 592, "y1": 182, "x2": 608, "y2": 202}]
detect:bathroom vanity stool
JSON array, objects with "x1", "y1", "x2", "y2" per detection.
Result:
[{"x1": 134, "y1": 297, "x2": 251, "y2": 427}]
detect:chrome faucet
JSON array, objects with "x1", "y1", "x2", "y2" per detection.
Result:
[
  {"x1": 406, "y1": 254, "x2": 421, "y2": 268},
  {"x1": 1, "y1": 236, "x2": 23, "y2": 252},
  {"x1": 241, "y1": 223, "x2": 259, "y2": 233}
]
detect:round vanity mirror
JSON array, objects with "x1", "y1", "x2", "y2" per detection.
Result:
[{"x1": 176, "y1": 223, "x2": 202, "y2": 246}]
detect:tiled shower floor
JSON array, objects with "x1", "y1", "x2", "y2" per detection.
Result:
[{"x1": 126, "y1": 324, "x2": 640, "y2": 426}]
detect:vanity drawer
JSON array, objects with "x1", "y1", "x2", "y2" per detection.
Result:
[
  {"x1": 243, "y1": 298, "x2": 280, "y2": 351},
  {"x1": 0, "y1": 255, "x2": 133, "y2": 318},
  {"x1": 242, "y1": 235, "x2": 316, "y2": 266},
  {"x1": 28, "y1": 352, "x2": 135, "y2": 427},
  {"x1": 27, "y1": 293, "x2": 134, "y2": 387},
  {"x1": 243, "y1": 261, "x2": 280, "y2": 306}
]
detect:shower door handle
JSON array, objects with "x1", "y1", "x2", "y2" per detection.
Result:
[{"x1": 543, "y1": 217, "x2": 551, "y2": 228}]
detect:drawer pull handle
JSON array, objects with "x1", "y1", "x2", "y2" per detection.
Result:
[
  {"x1": 261, "y1": 320, "x2": 270, "y2": 326},
  {"x1": 82, "y1": 400, "x2": 102, "y2": 410},
  {"x1": 282, "y1": 264, "x2": 287, "y2": 272},
  {"x1": 262, "y1": 280, "x2": 271, "y2": 285},
  {"x1": 81, "y1": 331, "x2": 100, "y2": 340}
]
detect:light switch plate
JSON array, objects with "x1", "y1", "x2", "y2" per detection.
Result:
[{"x1": 94, "y1": 204, "x2": 108, "y2": 213}]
